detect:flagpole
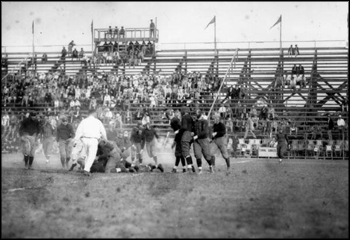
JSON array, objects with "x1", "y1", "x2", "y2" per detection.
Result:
[
  {"x1": 91, "y1": 20, "x2": 94, "y2": 71},
  {"x1": 32, "y1": 21, "x2": 34, "y2": 76},
  {"x1": 280, "y1": 15, "x2": 282, "y2": 56},
  {"x1": 214, "y1": 15, "x2": 217, "y2": 55}
]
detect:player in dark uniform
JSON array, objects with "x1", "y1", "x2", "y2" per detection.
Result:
[
  {"x1": 193, "y1": 109, "x2": 215, "y2": 174},
  {"x1": 130, "y1": 122, "x2": 144, "y2": 166},
  {"x1": 18, "y1": 111, "x2": 41, "y2": 169},
  {"x1": 210, "y1": 115, "x2": 231, "y2": 172},
  {"x1": 180, "y1": 106, "x2": 196, "y2": 173},
  {"x1": 90, "y1": 139, "x2": 137, "y2": 173},
  {"x1": 141, "y1": 123, "x2": 164, "y2": 172},
  {"x1": 170, "y1": 110, "x2": 187, "y2": 173},
  {"x1": 115, "y1": 130, "x2": 139, "y2": 172}
]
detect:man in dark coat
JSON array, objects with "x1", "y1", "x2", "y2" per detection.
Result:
[
  {"x1": 327, "y1": 114, "x2": 335, "y2": 140},
  {"x1": 276, "y1": 128, "x2": 290, "y2": 163}
]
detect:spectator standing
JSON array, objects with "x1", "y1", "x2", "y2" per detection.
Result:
[
  {"x1": 7, "y1": 111, "x2": 18, "y2": 140},
  {"x1": 56, "y1": 116, "x2": 75, "y2": 169},
  {"x1": 276, "y1": 128, "x2": 290, "y2": 163},
  {"x1": 105, "y1": 26, "x2": 112, "y2": 39},
  {"x1": 287, "y1": 45, "x2": 294, "y2": 57},
  {"x1": 337, "y1": 114, "x2": 345, "y2": 139},
  {"x1": 119, "y1": 26, "x2": 125, "y2": 38},
  {"x1": 2, "y1": 110, "x2": 10, "y2": 138},
  {"x1": 294, "y1": 44, "x2": 300, "y2": 57},
  {"x1": 68, "y1": 40, "x2": 75, "y2": 56},
  {"x1": 243, "y1": 113, "x2": 256, "y2": 139},
  {"x1": 327, "y1": 114, "x2": 334, "y2": 140},
  {"x1": 231, "y1": 133, "x2": 239, "y2": 158},
  {"x1": 150, "y1": 19, "x2": 156, "y2": 38}
]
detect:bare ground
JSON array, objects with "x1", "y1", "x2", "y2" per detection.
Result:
[{"x1": 1, "y1": 146, "x2": 349, "y2": 238}]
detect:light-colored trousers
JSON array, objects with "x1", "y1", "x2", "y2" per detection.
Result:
[{"x1": 81, "y1": 138, "x2": 99, "y2": 172}]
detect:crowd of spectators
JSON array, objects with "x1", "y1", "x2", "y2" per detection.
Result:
[
  {"x1": 2, "y1": 59, "x2": 347, "y2": 136},
  {"x1": 2, "y1": 44, "x2": 348, "y2": 154},
  {"x1": 57, "y1": 40, "x2": 156, "y2": 70}
]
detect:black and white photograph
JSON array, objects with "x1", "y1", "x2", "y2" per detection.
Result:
[{"x1": 1, "y1": 1, "x2": 348, "y2": 238}]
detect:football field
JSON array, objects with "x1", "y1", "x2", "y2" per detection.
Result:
[{"x1": 1, "y1": 149, "x2": 348, "y2": 238}]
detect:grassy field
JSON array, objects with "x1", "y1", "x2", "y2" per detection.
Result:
[{"x1": 1, "y1": 148, "x2": 349, "y2": 238}]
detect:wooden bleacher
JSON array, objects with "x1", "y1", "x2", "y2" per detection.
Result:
[{"x1": 1, "y1": 45, "x2": 348, "y2": 140}]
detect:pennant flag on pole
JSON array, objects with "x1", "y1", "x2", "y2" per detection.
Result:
[
  {"x1": 270, "y1": 15, "x2": 281, "y2": 29},
  {"x1": 32, "y1": 21, "x2": 34, "y2": 34},
  {"x1": 205, "y1": 16, "x2": 215, "y2": 29}
]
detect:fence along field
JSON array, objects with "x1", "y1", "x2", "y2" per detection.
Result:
[{"x1": 1, "y1": 139, "x2": 348, "y2": 238}]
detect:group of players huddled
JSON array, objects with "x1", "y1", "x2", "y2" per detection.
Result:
[{"x1": 16, "y1": 104, "x2": 231, "y2": 175}]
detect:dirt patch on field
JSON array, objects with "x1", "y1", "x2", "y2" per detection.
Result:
[{"x1": 1, "y1": 151, "x2": 349, "y2": 238}]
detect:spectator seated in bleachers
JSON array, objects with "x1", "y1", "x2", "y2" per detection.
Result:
[
  {"x1": 42, "y1": 53, "x2": 48, "y2": 63},
  {"x1": 295, "y1": 64, "x2": 306, "y2": 88},
  {"x1": 72, "y1": 48, "x2": 79, "y2": 59},
  {"x1": 113, "y1": 26, "x2": 119, "y2": 39},
  {"x1": 78, "y1": 48, "x2": 84, "y2": 60},
  {"x1": 61, "y1": 46, "x2": 67, "y2": 60},
  {"x1": 3, "y1": 55, "x2": 345, "y2": 150}
]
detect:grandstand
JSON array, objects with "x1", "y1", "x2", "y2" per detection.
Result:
[{"x1": 1, "y1": 28, "x2": 348, "y2": 160}]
